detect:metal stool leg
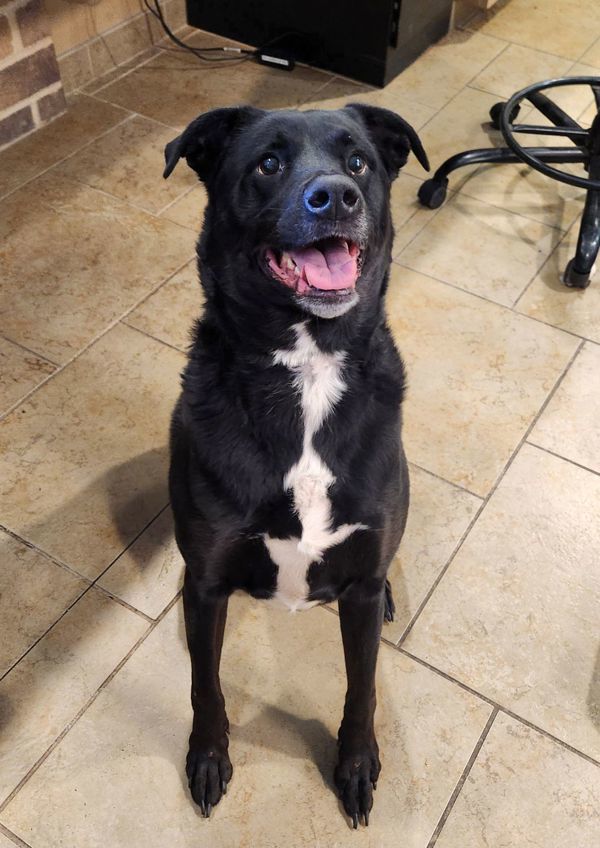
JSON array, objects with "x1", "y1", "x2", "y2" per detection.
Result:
[
  {"x1": 564, "y1": 190, "x2": 600, "y2": 288},
  {"x1": 418, "y1": 147, "x2": 589, "y2": 209},
  {"x1": 564, "y1": 113, "x2": 600, "y2": 288}
]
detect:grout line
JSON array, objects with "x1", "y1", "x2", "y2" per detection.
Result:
[
  {"x1": 121, "y1": 320, "x2": 189, "y2": 354},
  {"x1": 0, "y1": 522, "x2": 95, "y2": 584},
  {"x1": 0, "y1": 334, "x2": 61, "y2": 367},
  {"x1": 498, "y1": 707, "x2": 600, "y2": 768},
  {"x1": 394, "y1": 496, "x2": 489, "y2": 647},
  {"x1": 426, "y1": 708, "x2": 498, "y2": 847},
  {"x1": 398, "y1": 647, "x2": 497, "y2": 707},
  {"x1": 0, "y1": 579, "x2": 93, "y2": 684},
  {"x1": 395, "y1": 336, "x2": 585, "y2": 647},
  {"x1": 86, "y1": 47, "x2": 161, "y2": 95},
  {"x1": 399, "y1": 647, "x2": 600, "y2": 770},
  {"x1": 89, "y1": 584, "x2": 154, "y2": 623},
  {"x1": 299, "y1": 72, "x2": 346, "y2": 105},
  {"x1": 0, "y1": 254, "x2": 194, "y2": 423},
  {"x1": 440, "y1": 183, "x2": 571, "y2": 234},
  {"x1": 447, "y1": 150, "x2": 580, "y2": 235},
  {"x1": 0, "y1": 501, "x2": 171, "y2": 682},
  {"x1": 525, "y1": 440, "x2": 600, "y2": 478},
  {"x1": 392, "y1": 258, "x2": 590, "y2": 344},
  {"x1": 0, "y1": 822, "x2": 32, "y2": 848},
  {"x1": 87, "y1": 103, "x2": 181, "y2": 136},
  {"x1": 464, "y1": 39, "x2": 511, "y2": 88},
  {"x1": 512, "y1": 225, "x2": 574, "y2": 310},
  {"x1": 408, "y1": 461, "x2": 483, "y2": 500},
  {"x1": 0, "y1": 591, "x2": 181, "y2": 816},
  {"x1": 391, "y1": 191, "x2": 454, "y2": 260},
  {"x1": 154, "y1": 184, "x2": 199, "y2": 219},
  {"x1": 91, "y1": 502, "x2": 172, "y2": 587},
  {"x1": 0, "y1": 109, "x2": 134, "y2": 204}
]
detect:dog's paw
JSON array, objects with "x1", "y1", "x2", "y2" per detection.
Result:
[
  {"x1": 186, "y1": 737, "x2": 233, "y2": 818},
  {"x1": 334, "y1": 741, "x2": 381, "y2": 828}
]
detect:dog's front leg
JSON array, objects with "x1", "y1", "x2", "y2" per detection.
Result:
[
  {"x1": 183, "y1": 568, "x2": 232, "y2": 817},
  {"x1": 334, "y1": 583, "x2": 385, "y2": 828}
]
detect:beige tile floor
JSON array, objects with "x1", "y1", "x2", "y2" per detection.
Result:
[{"x1": 0, "y1": 1, "x2": 599, "y2": 845}]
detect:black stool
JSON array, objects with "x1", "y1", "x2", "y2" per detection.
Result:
[{"x1": 417, "y1": 76, "x2": 600, "y2": 289}]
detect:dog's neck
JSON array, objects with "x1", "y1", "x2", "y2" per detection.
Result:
[{"x1": 196, "y1": 260, "x2": 392, "y2": 364}]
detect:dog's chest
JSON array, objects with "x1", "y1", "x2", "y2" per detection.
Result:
[{"x1": 264, "y1": 323, "x2": 365, "y2": 611}]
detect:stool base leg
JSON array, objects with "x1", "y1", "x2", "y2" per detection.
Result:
[{"x1": 564, "y1": 189, "x2": 600, "y2": 289}]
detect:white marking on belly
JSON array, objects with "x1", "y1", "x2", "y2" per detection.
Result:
[{"x1": 265, "y1": 322, "x2": 366, "y2": 611}]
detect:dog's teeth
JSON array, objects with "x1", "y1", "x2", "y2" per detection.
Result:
[{"x1": 285, "y1": 255, "x2": 295, "y2": 270}]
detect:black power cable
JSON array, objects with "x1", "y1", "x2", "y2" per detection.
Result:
[
  {"x1": 143, "y1": 0, "x2": 297, "y2": 71},
  {"x1": 143, "y1": 0, "x2": 255, "y2": 63}
]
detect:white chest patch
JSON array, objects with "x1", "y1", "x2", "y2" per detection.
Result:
[{"x1": 265, "y1": 322, "x2": 366, "y2": 611}]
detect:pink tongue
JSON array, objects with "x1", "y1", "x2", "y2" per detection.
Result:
[{"x1": 289, "y1": 239, "x2": 358, "y2": 292}]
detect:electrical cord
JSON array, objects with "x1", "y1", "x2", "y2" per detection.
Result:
[
  {"x1": 143, "y1": 0, "x2": 300, "y2": 70},
  {"x1": 143, "y1": 0, "x2": 256, "y2": 63}
]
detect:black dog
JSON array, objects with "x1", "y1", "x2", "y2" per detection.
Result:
[{"x1": 163, "y1": 102, "x2": 428, "y2": 828}]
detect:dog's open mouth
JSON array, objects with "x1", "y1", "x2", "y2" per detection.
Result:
[{"x1": 264, "y1": 238, "x2": 362, "y2": 297}]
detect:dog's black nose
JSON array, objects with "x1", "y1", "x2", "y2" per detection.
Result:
[{"x1": 303, "y1": 175, "x2": 362, "y2": 219}]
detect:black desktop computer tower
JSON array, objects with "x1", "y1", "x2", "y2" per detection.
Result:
[{"x1": 185, "y1": 0, "x2": 454, "y2": 87}]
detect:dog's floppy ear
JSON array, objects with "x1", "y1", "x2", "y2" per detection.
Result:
[
  {"x1": 163, "y1": 106, "x2": 264, "y2": 181},
  {"x1": 344, "y1": 103, "x2": 430, "y2": 179}
]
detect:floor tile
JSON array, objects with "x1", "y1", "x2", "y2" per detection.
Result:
[
  {"x1": 470, "y1": 43, "x2": 573, "y2": 100},
  {"x1": 99, "y1": 507, "x2": 183, "y2": 619},
  {"x1": 399, "y1": 193, "x2": 561, "y2": 307},
  {"x1": 516, "y1": 223, "x2": 600, "y2": 343},
  {"x1": 0, "y1": 173, "x2": 194, "y2": 363},
  {"x1": 0, "y1": 339, "x2": 55, "y2": 417},
  {"x1": 580, "y1": 36, "x2": 600, "y2": 69},
  {"x1": 390, "y1": 172, "x2": 433, "y2": 234},
  {"x1": 474, "y1": 0, "x2": 600, "y2": 60},
  {"x1": 54, "y1": 115, "x2": 198, "y2": 215},
  {"x1": 0, "y1": 531, "x2": 88, "y2": 678},
  {"x1": 392, "y1": 202, "x2": 449, "y2": 257},
  {"x1": 379, "y1": 30, "x2": 507, "y2": 112},
  {"x1": 386, "y1": 267, "x2": 579, "y2": 495},
  {"x1": 82, "y1": 47, "x2": 161, "y2": 94},
  {"x1": 0, "y1": 587, "x2": 148, "y2": 805},
  {"x1": 0, "y1": 829, "x2": 20, "y2": 847},
  {"x1": 529, "y1": 341, "x2": 600, "y2": 473},
  {"x1": 159, "y1": 185, "x2": 207, "y2": 229},
  {"x1": 99, "y1": 51, "x2": 336, "y2": 127},
  {"x1": 301, "y1": 78, "x2": 437, "y2": 132},
  {"x1": 401, "y1": 86, "x2": 506, "y2": 181},
  {"x1": 384, "y1": 466, "x2": 481, "y2": 643},
  {"x1": 0, "y1": 95, "x2": 128, "y2": 199},
  {"x1": 435, "y1": 713, "x2": 600, "y2": 848},
  {"x1": 124, "y1": 261, "x2": 202, "y2": 351},
  {"x1": 405, "y1": 444, "x2": 600, "y2": 759},
  {"x1": 0, "y1": 323, "x2": 184, "y2": 579},
  {"x1": 1, "y1": 597, "x2": 492, "y2": 847},
  {"x1": 455, "y1": 156, "x2": 585, "y2": 232}
]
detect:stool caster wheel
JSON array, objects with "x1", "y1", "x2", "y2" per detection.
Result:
[
  {"x1": 418, "y1": 178, "x2": 448, "y2": 209},
  {"x1": 489, "y1": 101, "x2": 520, "y2": 130},
  {"x1": 563, "y1": 258, "x2": 591, "y2": 289}
]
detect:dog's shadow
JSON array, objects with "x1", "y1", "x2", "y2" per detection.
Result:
[{"x1": 232, "y1": 699, "x2": 336, "y2": 791}]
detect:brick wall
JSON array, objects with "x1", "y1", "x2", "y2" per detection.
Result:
[{"x1": 0, "y1": 0, "x2": 66, "y2": 150}]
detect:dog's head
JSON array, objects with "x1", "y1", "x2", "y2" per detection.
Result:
[{"x1": 164, "y1": 104, "x2": 428, "y2": 321}]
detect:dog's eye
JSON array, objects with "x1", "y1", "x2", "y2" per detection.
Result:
[
  {"x1": 258, "y1": 155, "x2": 281, "y2": 176},
  {"x1": 348, "y1": 153, "x2": 366, "y2": 175}
]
